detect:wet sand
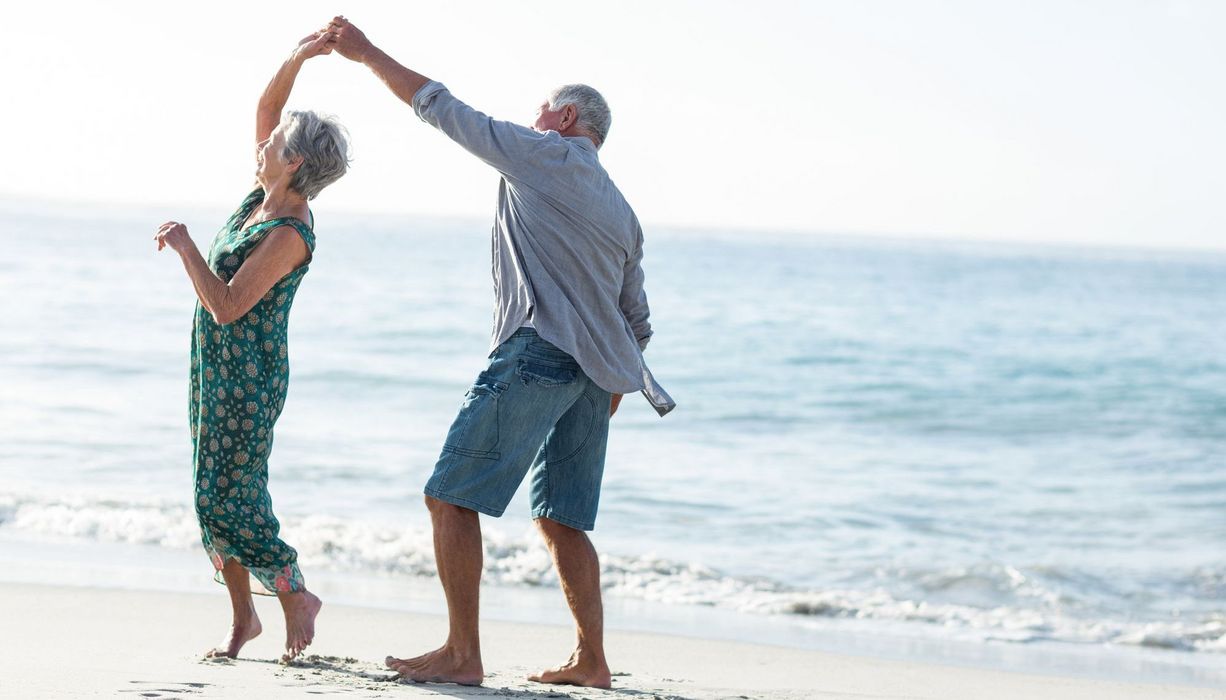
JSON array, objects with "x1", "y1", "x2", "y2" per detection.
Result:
[{"x1": 1, "y1": 582, "x2": 1222, "y2": 699}]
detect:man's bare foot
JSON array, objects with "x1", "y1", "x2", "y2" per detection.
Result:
[
  {"x1": 204, "y1": 614, "x2": 262, "y2": 659},
  {"x1": 528, "y1": 649, "x2": 612, "y2": 689},
  {"x1": 278, "y1": 590, "x2": 322, "y2": 662},
  {"x1": 385, "y1": 645, "x2": 484, "y2": 686}
]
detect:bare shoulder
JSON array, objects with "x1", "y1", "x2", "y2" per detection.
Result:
[{"x1": 252, "y1": 225, "x2": 311, "y2": 267}]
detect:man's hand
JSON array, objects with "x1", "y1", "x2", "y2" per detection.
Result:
[
  {"x1": 155, "y1": 221, "x2": 192, "y2": 253},
  {"x1": 326, "y1": 16, "x2": 373, "y2": 63},
  {"x1": 610, "y1": 393, "x2": 624, "y2": 417},
  {"x1": 317, "y1": 15, "x2": 428, "y2": 106},
  {"x1": 294, "y1": 31, "x2": 334, "y2": 62}
]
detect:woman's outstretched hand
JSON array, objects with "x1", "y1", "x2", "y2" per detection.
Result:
[
  {"x1": 294, "y1": 31, "x2": 335, "y2": 61},
  {"x1": 155, "y1": 221, "x2": 192, "y2": 253}
]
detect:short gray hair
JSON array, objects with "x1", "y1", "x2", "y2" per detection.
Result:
[
  {"x1": 547, "y1": 84, "x2": 611, "y2": 147},
  {"x1": 281, "y1": 110, "x2": 351, "y2": 200}
]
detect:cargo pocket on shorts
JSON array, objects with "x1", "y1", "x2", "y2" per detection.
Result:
[{"x1": 442, "y1": 372, "x2": 508, "y2": 459}]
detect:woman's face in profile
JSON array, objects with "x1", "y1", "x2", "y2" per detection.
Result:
[{"x1": 256, "y1": 124, "x2": 292, "y2": 182}]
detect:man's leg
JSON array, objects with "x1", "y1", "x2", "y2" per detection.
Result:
[
  {"x1": 528, "y1": 517, "x2": 612, "y2": 689},
  {"x1": 525, "y1": 377, "x2": 612, "y2": 687},
  {"x1": 391, "y1": 330, "x2": 585, "y2": 684},
  {"x1": 385, "y1": 496, "x2": 485, "y2": 685},
  {"x1": 205, "y1": 558, "x2": 262, "y2": 658}
]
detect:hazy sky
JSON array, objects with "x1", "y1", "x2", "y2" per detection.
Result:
[{"x1": 3, "y1": 1, "x2": 1223, "y2": 248}]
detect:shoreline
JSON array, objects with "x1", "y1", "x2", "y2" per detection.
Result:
[
  {"x1": 1, "y1": 582, "x2": 1222, "y2": 699},
  {"x1": 2, "y1": 531, "x2": 1225, "y2": 692}
]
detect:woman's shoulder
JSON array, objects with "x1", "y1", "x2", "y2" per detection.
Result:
[
  {"x1": 243, "y1": 219, "x2": 315, "y2": 270},
  {"x1": 262, "y1": 219, "x2": 315, "y2": 251}
]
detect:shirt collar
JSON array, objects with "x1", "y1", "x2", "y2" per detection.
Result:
[{"x1": 565, "y1": 136, "x2": 599, "y2": 153}]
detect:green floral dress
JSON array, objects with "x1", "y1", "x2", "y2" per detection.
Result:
[{"x1": 190, "y1": 188, "x2": 314, "y2": 594}]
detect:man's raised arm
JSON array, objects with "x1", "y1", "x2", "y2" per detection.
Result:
[
  {"x1": 326, "y1": 16, "x2": 552, "y2": 179},
  {"x1": 328, "y1": 17, "x2": 431, "y2": 105}
]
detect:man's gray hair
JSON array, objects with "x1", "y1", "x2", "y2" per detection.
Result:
[
  {"x1": 547, "y1": 84, "x2": 612, "y2": 147},
  {"x1": 281, "y1": 110, "x2": 351, "y2": 200}
]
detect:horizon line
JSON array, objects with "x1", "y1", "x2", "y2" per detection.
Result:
[{"x1": 1, "y1": 190, "x2": 1222, "y2": 259}]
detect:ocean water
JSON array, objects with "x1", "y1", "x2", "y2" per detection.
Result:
[{"x1": 1, "y1": 203, "x2": 1224, "y2": 682}]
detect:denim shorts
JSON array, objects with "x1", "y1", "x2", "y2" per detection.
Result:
[{"x1": 424, "y1": 329, "x2": 612, "y2": 531}]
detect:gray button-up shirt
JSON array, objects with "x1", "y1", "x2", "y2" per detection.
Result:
[{"x1": 413, "y1": 81, "x2": 674, "y2": 416}]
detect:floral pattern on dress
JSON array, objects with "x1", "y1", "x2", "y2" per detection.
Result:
[{"x1": 189, "y1": 188, "x2": 315, "y2": 595}]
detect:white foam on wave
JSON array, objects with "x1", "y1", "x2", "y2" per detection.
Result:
[
  {"x1": 1, "y1": 492, "x2": 1222, "y2": 654},
  {"x1": 0, "y1": 493, "x2": 201, "y2": 549}
]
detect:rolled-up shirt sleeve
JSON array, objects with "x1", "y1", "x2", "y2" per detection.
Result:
[
  {"x1": 412, "y1": 81, "x2": 550, "y2": 180},
  {"x1": 619, "y1": 223, "x2": 653, "y2": 351}
]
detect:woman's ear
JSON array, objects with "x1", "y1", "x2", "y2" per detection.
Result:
[{"x1": 285, "y1": 155, "x2": 306, "y2": 176}]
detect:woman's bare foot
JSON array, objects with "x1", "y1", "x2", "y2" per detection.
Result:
[
  {"x1": 385, "y1": 645, "x2": 484, "y2": 686},
  {"x1": 528, "y1": 648, "x2": 611, "y2": 689},
  {"x1": 278, "y1": 590, "x2": 322, "y2": 662},
  {"x1": 204, "y1": 612, "x2": 262, "y2": 659}
]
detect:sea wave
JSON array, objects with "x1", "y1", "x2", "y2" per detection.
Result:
[{"x1": 0, "y1": 492, "x2": 1221, "y2": 654}]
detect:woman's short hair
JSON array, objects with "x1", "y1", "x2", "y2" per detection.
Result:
[
  {"x1": 281, "y1": 110, "x2": 351, "y2": 200},
  {"x1": 547, "y1": 84, "x2": 611, "y2": 148}
]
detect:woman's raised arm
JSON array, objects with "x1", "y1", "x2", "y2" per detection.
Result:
[{"x1": 256, "y1": 32, "x2": 335, "y2": 148}]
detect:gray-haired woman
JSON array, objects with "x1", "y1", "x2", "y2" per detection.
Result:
[{"x1": 154, "y1": 32, "x2": 349, "y2": 662}]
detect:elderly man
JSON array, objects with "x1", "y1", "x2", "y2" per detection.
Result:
[{"x1": 325, "y1": 15, "x2": 673, "y2": 690}]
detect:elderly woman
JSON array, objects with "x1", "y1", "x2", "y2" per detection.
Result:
[{"x1": 154, "y1": 32, "x2": 348, "y2": 661}]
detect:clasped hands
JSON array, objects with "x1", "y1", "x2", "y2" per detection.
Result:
[{"x1": 294, "y1": 16, "x2": 372, "y2": 64}]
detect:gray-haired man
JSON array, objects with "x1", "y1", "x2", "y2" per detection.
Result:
[{"x1": 325, "y1": 16, "x2": 673, "y2": 689}]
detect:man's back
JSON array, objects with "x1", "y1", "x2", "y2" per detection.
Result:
[{"x1": 413, "y1": 81, "x2": 672, "y2": 414}]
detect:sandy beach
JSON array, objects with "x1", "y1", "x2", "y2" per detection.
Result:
[{"x1": 0, "y1": 582, "x2": 1219, "y2": 700}]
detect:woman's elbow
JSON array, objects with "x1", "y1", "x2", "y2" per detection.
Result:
[
  {"x1": 211, "y1": 308, "x2": 241, "y2": 326},
  {"x1": 210, "y1": 291, "x2": 249, "y2": 325}
]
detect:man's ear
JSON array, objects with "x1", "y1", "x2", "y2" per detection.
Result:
[{"x1": 562, "y1": 104, "x2": 579, "y2": 131}]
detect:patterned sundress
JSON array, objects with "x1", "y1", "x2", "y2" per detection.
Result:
[{"x1": 189, "y1": 188, "x2": 315, "y2": 594}]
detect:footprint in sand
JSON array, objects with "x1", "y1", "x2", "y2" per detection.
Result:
[{"x1": 120, "y1": 680, "x2": 210, "y2": 697}]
